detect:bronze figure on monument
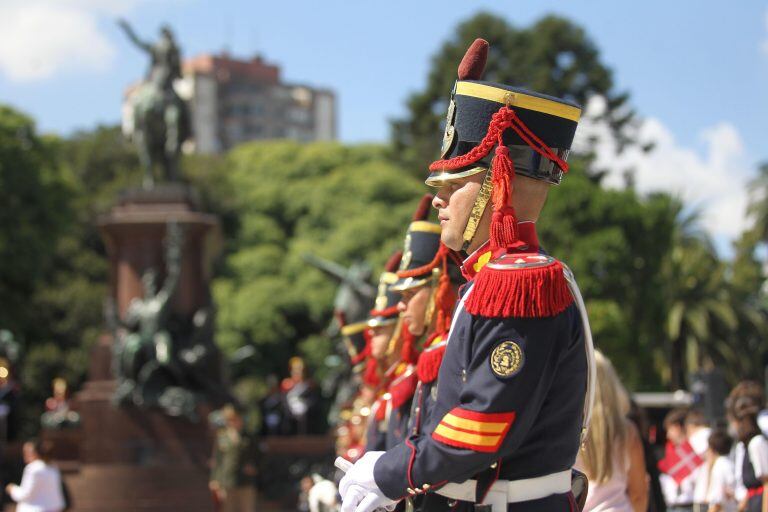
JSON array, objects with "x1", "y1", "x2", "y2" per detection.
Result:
[
  {"x1": 112, "y1": 221, "x2": 190, "y2": 415},
  {"x1": 117, "y1": 19, "x2": 190, "y2": 189}
]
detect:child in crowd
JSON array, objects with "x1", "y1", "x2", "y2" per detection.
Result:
[
  {"x1": 660, "y1": 408, "x2": 700, "y2": 512},
  {"x1": 693, "y1": 429, "x2": 736, "y2": 512},
  {"x1": 730, "y1": 396, "x2": 768, "y2": 512}
]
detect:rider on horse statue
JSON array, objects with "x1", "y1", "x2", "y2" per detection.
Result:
[{"x1": 118, "y1": 19, "x2": 190, "y2": 188}]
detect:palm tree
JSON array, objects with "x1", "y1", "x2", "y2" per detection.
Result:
[
  {"x1": 661, "y1": 204, "x2": 737, "y2": 389},
  {"x1": 747, "y1": 162, "x2": 768, "y2": 243}
]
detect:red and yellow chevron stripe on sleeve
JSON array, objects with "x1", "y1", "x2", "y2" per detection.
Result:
[{"x1": 431, "y1": 408, "x2": 515, "y2": 452}]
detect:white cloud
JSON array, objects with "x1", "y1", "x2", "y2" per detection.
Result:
[
  {"x1": 574, "y1": 96, "x2": 753, "y2": 243},
  {"x1": 0, "y1": 0, "x2": 145, "y2": 82}
]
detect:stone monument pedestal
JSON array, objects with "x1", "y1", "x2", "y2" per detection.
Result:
[
  {"x1": 47, "y1": 185, "x2": 224, "y2": 512},
  {"x1": 61, "y1": 380, "x2": 213, "y2": 512},
  {"x1": 98, "y1": 184, "x2": 221, "y2": 320}
]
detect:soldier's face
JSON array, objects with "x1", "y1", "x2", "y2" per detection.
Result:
[
  {"x1": 432, "y1": 172, "x2": 490, "y2": 252},
  {"x1": 370, "y1": 323, "x2": 395, "y2": 359},
  {"x1": 398, "y1": 285, "x2": 430, "y2": 337}
]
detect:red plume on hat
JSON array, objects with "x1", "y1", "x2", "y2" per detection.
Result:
[
  {"x1": 429, "y1": 39, "x2": 573, "y2": 319},
  {"x1": 412, "y1": 193, "x2": 433, "y2": 221},
  {"x1": 458, "y1": 38, "x2": 488, "y2": 80},
  {"x1": 384, "y1": 251, "x2": 403, "y2": 272}
]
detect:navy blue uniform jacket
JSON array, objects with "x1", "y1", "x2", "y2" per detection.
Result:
[{"x1": 373, "y1": 245, "x2": 587, "y2": 502}]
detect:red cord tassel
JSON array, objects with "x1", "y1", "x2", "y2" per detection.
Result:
[
  {"x1": 491, "y1": 145, "x2": 513, "y2": 211},
  {"x1": 489, "y1": 208, "x2": 521, "y2": 252},
  {"x1": 464, "y1": 257, "x2": 574, "y2": 318}
]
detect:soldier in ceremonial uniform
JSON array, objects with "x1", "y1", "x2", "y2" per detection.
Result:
[
  {"x1": 365, "y1": 252, "x2": 406, "y2": 451},
  {"x1": 340, "y1": 39, "x2": 595, "y2": 512},
  {"x1": 388, "y1": 194, "x2": 464, "y2": 441},
  {"x1": 380, "y1": 323, "x2": 418, "y2": 449},
  {"x1": 377, "y1": 197, "x2": 449, "y2": 451}
]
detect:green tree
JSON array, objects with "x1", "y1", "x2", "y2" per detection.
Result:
[
  {"x1": 391, "y1": 12, "x2": 634, "y2": 173},
  {"x1": 0, "y1": 105, "x2": 86, "y2": 436},
  {"x1": 0, "y1": 106, "x2": 70, "y2": 336},
  {"x1": 539, "y1": 158, "x2": 677, "y2": 389},
  {"x1": 13, "y1": 125, "x2": 140, "y2": 436},
  {"x1": 747, "y1": 162, "x2": 768, "y2": 245},
  {"x1": 662, "y1": 235, "x2": 737, "y2": 389},
  {"x1": 214, "y1": 141, "x2": 422, "y2": 388}
]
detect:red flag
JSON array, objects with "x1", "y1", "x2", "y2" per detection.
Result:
[{"x1": 658, "y1": 441, "x2": 703, "y2": 485}]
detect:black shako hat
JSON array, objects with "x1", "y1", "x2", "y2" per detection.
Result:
[
  {"x1": 368, "y1": 251, "x2": 403, "y2": 328},
  {"x1": 426, "y1": 40, "x2": 582, "y2": 187},
  {"x1": 391, "y1": 195, "x2": 462, "y2": 292},
  {"x1": 340, "y1": 321, "x2": 369, "y2": 372}
]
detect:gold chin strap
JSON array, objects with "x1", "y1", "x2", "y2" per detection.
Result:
[
  {"x1": 385, "y1": 316, "x2": 403, "y2": 359},
  {"x1": 423, "y1": 269, "x2": 440, "y2": 329},
  {"x1": 461, "y1": 169, "x2": 493, "y2": 252}
]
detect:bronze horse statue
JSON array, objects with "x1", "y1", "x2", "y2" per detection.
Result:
[{"x1": 118, "y1": 19, "x2": 190, "y2": 189}]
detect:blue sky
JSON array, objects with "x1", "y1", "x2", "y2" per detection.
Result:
[{"x1": 0, "y1": 0, "x2": 766, "y2": 249}]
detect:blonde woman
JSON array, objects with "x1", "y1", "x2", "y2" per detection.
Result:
[{"x1": 576, "y1": 351, "x2": 648, "y2": 512}]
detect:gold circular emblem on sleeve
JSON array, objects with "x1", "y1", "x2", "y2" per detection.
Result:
[{"x1": 490, "y1": 341, "x2": 524, "y2": 378}]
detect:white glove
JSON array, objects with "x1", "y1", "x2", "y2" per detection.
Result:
[
  {"x1": 339, "y1": 452, "x2": 397, "y2": 512},
  {"x1": 352, "y1": 491, "x2": 397, "y2": 512}
]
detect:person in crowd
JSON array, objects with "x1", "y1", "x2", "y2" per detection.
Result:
[
  {"x1": 729, "y1": 395, "x2": 768, "y2": 512},
  {"x1": 628, "y1": 400, "x2": 666, "y2": 512},
  {"x1": 726, "y1": 381, "x2": 768, "y2": 436},
  {"x1": 687, "y1": 409, "x2": 712, "y2": 509},
  {"x1": 298, "y1": 476, "x2": 313, "y2": 512},
  {"x1": 280, "y1": 357, "x2": 321, "y2": 435},
  {"x1": 363, "y1": 252, "x2": 403, "y2": 452},
  {"x1": 725, "y1": 381, "x2": 767, "y2": 505},
  {"x1": 259, "y1": 374, "x2": 284, "y2": 436},
  {"x1": 307, "y1": 474, "x2": 339, "y2": 512},
  {"x1": 209, "y1": 405, "x2": 257, "y2": 512},
  {"x1": 577, "y1": 350, "x2": 648, "y2": 512},
  {"x1": 687, "y1": 410, "x2": 712, "y2": 457},
  {"x1": 5, "y1": 439, "x2": 65, "y2": 512},
  {"x1": 692, "y1": 429, "x2": 735, "y2": 512},
  {"x1": 659, "y1": 408, "x2": 701, "y2": 512}
]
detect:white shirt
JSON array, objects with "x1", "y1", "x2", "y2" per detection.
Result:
[
  {"x1": 694, "y1": 456, "x2": 737, "y2": 510},
  {"x1": 689, "y1": 428, "x2": 711, "y2": 504},
  {"x1": 734, "y1": 435, "x2": 768, "y2": 501},
  {"x1": 734, "y1": 442, "x2": 746, "y2": 501},
  {"x1": 708, "y1": 457, "x2": 737, "y2": 512},
  {"x1": 747, "y1": 435, "x2": 768, "y2": 479},
  {"x1": 661, "y1": 471, "x2": 697, "y2": 506},
  {"x1": 9, "y1": 460, "x2": 65, "y2": 512},
  {"x1": 736, "y1": 411, "x2": 768, "y2": 500}
]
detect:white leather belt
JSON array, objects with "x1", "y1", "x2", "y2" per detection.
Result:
[{"x1": 435, "y1": 470, "x2": 571, "y2": 504}]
